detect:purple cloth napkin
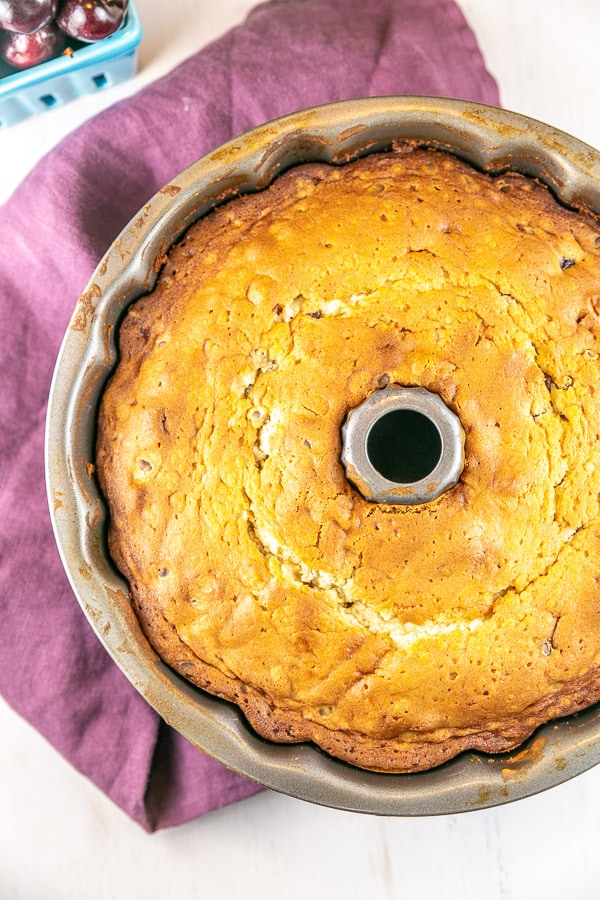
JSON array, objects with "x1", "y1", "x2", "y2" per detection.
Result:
[{"x1": 0, "y1": 0, "x2": 499, "y2": 831}]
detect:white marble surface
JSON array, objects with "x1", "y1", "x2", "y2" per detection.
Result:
[{"x1": 3, "y1": 1, "x2": 600, "y2": 897}]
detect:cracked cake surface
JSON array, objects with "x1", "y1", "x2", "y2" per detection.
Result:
[{"x1": 97, "y1": 147, "x2": 600, "y2": 772}]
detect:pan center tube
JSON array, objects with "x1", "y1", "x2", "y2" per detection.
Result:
[{"x1": 340, "y1": 385, "x2": 465, "y2": 505}]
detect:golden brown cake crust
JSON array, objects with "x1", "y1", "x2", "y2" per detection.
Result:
[{"x1": 97, "y1": 147, "x2": 600, "y2": 772}]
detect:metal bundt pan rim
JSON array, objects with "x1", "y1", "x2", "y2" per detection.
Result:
[{"x1": 46, "y1": 96, "x2": 600, "y2": 816}]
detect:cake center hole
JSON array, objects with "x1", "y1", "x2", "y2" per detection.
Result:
[{"x1": 366, "y1": 409, "x2": 442, "y2": 483}]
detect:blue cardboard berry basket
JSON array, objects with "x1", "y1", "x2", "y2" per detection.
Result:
[{"x1": 0, "y1": 1, "x2": 142, "y2": 128}]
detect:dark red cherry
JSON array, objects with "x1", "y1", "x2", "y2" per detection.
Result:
[
  {"x1": 0, "y1": 22, "x2": 66, "y2": 68},
  {"x1": 0, "y1": 0, "x2": 57, "y2": 34},
  {"x1": 57, "y1": 0, "x2": 128, "y2": 43}
]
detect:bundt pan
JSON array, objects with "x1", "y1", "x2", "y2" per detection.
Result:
[{"x1": 45, "y1": 97, "x2": 600, "y2": 815}]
